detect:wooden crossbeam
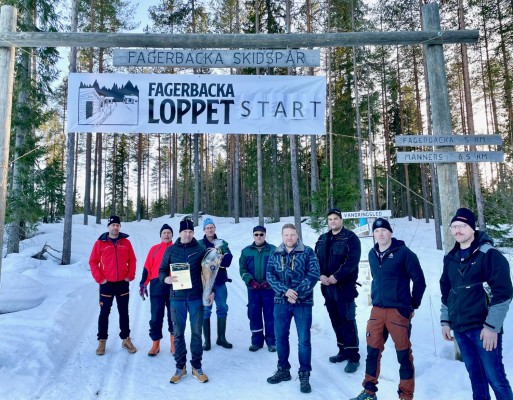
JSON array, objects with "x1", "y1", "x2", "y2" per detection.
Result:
[{"x1": 0, "y1": 30, "x2": 479, "y2": 49}]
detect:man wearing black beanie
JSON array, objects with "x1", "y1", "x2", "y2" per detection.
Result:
[{"x1": 440, "y1": 208, "x2": 513, "y2": 399}]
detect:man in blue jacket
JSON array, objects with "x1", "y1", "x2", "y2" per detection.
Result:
[
  {"x1": 201, "y1": 217, "x2": 233, "y2": 350},
  {"x1": 266, "y1": 223, "x2": 320, "y2": 394},
  {"x1": 351, "y1": 218, "x2": 426, "y2": 400},
  {"x1": 440, "y1": 208, "x2": 513, "y2": 400}
]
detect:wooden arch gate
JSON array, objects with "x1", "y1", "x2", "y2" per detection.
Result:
[{"x1": 0, "y1": 3, "x2": 479, "y2": 271}]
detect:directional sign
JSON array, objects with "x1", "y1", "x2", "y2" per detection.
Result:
[
  {"x1": 342, "y1": 210, "x2": 392, "y2": 219},
  {"x1": 397, "y1": 151, "x2": 504, "y2": 163},
  {"x1": 113, "y1": 49, "x2": 321, "y2": 68},
  {"x1": 395, "y1": 134, "x2": 502, "y2": 147}
]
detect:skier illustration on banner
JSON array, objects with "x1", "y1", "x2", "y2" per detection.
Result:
[{"x1": 201, "y1": 239, "x2": 224, "y2": 306}]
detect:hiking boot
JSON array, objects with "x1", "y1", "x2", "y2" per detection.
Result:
[
  {"x1": 267, "y1": 366, "x2": 292, "y2": 384},
  {"x1": 148, "y1": 340, "x2": 160, "y2": 357},
  {"x1": 170, "y1": 367, "x2": 187, "y2": 384},
  {"x1": 170, "y1": 334, "x2": 175, "y2": 354},
  {"x1": 298, "y1": 371, "x2": 311, "y2": 393},
  {"x1": 268, "y1": 345, "x2": 277, "y2": 352},
  {"x1": 350, "y1": 390, "x2": 377, "y2": 400},
  {"x1": 249, "y1": 344, "x2": 263, "y2": 352},
  {"x1": 192, "y1": 367, "x2": 209, "y2": 383},
  {"x1": 96, "y1": 339, "x2": 106, "y2": 356},
  {"x1": 122, "y1": 337, "x2": 137, "y2": 354},
  {"x1": 329, "y1": 351, "x2": 347, "y2": 363},
  {"x1": 344, "y1": 361, "x2": 360, "y2": 373}
]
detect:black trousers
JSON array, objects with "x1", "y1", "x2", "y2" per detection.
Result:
[{"x1": 97, "y1": 280, "x2": 130, "y2": 340}]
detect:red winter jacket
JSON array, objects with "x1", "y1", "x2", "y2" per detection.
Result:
[
  {"x1": 142, "y1": 241, "x2": 174, "y2": 284},
  {"x1": 89, "y1": 232, "x2": 137, "y2": 284}
]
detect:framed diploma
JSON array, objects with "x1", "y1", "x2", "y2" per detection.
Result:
[{"x1": 170, "y1": 263, "x2": 192, "y2": 290}]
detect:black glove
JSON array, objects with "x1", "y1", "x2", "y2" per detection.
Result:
[{"x1": 139, "y1": 284, "x2": 148, "y2": 300}]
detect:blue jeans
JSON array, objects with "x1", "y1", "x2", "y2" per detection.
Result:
[
  {"x1": 274, "y1": 303, "x2": 313, "y2": 372},
  {"x1": 204, "y1": 283, "x2": 228, "y2": 319},
  {"x1": 171, "y1": 298, "x2": 203, "y2": 370},
  {"x1": 454, "y1": 328, "x2": 513, "y2": 400},
  {"x1": 247, "y1": 289, "x2": 275, "y2": 347}
]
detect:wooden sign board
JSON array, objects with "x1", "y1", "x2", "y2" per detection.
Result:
[
  {"x1": 113, "y1": 49, "x2": 320, "y2": 68},
  {"x1": 395, "y1": 134, "x2": 502, "y2": 147},
  {"x1": 342, "y1": 210, "x2": 392, "y2": 219},
  {"x1": 397, "y1": 151, "x2": 504, "y2": 163}
]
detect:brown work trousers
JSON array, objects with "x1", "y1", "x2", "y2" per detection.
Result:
[{"x1": 362, "y1": 307, "x2": 415, "y2": 400}]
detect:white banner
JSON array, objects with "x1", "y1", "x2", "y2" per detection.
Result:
[{"x1": 67, "y1": 73, "x2": 326, "y2": 135}]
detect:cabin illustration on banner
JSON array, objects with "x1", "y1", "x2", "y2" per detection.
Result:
[{"x1": 77, "y1": 80, "x2": 139, "y2": 126}]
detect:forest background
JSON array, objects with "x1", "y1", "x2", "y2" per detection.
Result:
[{"x1": 2, "y1": 0, "x2": 513, "y2": 261}]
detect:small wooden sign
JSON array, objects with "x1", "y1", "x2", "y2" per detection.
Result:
[
  {"x1": 397, "y1": 151, "x2": 504, "y2": 163},
  {"x1": 395, "y1": 134, "x2": 503, "y2": 147}
]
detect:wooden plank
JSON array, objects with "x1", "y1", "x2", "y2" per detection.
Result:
[
  {"x1": 113, "y1": 49, "x2": 320, "y2": 67},
  {"x1": 397, "y1": 151, "x2": 504, "y2": 163},
  {"x1": 395, "y1": 134, "x2": 503, "y2": 147},
  {"x1": 0, "y1": 30, "x2": 479, "y2": 49}
]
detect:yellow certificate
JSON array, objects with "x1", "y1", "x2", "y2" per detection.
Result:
[{"x1": 170, "y1": 263, "x2": 192, "y2": 290}]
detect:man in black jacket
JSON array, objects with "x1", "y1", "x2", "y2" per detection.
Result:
[
  {"x1": 440, "y1": 208, "x2": 513, "y2": 400},
  {"x1": 159, "y1": 218, "x2": 213, "y2": 384},
  {"x1": 351, "y1": 218, "x2": 426, "y2": 400},
  {"x1": 315, "y1": 208, "x2": 361, "y2": 373}
]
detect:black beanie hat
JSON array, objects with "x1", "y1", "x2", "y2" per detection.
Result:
[
  {"x1": 179, "y1": 219, "x2": 194, "y2": 232},
  {"x1": 107, "y1": 215, "x2": 121, "y2": 226},
  {"x1": 372, "y1": 218, "x2": 393, "y2": 233},
  {"x1": 253, "y1": 225, "x2": 266, "y2": 233},
  {"x1": 451, "y1": 207, "x2": 476, "y2": 230},
  {"x1": 160, "y1": 223, "x2": 173, "y2": 236}
]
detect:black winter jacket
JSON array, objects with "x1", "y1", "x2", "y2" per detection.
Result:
[
  {"x1": 440, "y1": 231, "x2": 513, "y2": 333},
  {"x1": 315, "y1": 228, "x2": 361, "y2": 301},
  {"x1": 369, "y1": 238, "x2": 426, "y2": 315},
  {"x1": 159, "y1": 238, "x2": 206, "y2": 301},
  {"x1": 201, "y1": 235, "x2": 233, "y2": 285}
]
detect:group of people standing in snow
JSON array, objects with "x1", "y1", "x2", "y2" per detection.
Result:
[{"x1": 88, "y1": 207, "x2": 512, "y2": 400}]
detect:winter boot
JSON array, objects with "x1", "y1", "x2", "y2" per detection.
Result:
[
  {"x1": 96, "y1": 339, "x2": 106, "y2": 356},
  {"x1": 344, "y1": 360, "x2": 360, "y2": 373},
  {"x1": 170, "y1": 334, "x2": 175, "y2": 354},
  {"x1": 192, "y1": 367, "x2": 209, "y2": 383},
  {"x1": 216, "y1": 317, "x2": 233, "y2": 349},
  {"x1": 329, "y1": 349, "x2": 347, "y2": 363},
  {"x1": 122, "y1": 337, "x2": 137, "y2": 354},
  {"x1": 170, "y1": 367, "x2": 187, "y2": 384},
  {"x1": 350, "y1": 390, "x2": 377, "y2": 400},
  {"x1": 203, "y1": 319, "x2": 211, "y2": 351},
  {"x1": 298, "y1": 371, "x2": 311, "y2": 393},
  {"x1": 267, "y1": 366, "x2": 292, "y2": 384},
  {"x1": 148, "y1": 340, "x2": 160, "y2": 357}
]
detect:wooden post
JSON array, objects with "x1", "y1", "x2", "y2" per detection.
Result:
[
  {"x1": 422, "y1": 3, "x2": 459, "y2": 253},
  {"x1": 0, "y1": 5, "x2": 17, "y2": 282}
]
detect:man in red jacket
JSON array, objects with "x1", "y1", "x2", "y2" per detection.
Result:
[
  {"x1": 89, "y1": 215, "x2": 137, "y2": 356},
  {"x1": 139, "y1": 223, "x2": 174, "y2": 356}
]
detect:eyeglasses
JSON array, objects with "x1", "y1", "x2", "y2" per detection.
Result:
[
  {"x1": 450, "y1": 224, "x2": 468, "y2": 231},
  {"x1": 254, "y1": 233, "x2": 265, "y2": 237}
]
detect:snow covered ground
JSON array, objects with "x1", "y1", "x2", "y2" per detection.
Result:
[{"x1": 0, "y1": 214, "x2": 511, "y2": 400}]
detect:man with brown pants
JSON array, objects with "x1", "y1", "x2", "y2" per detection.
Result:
[{"x1": 351, "y1": 218, "x2": 426, "y2": 400}]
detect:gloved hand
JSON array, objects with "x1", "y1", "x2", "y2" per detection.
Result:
[
  {"x1": 260, "y1": 281, "x2": 270, "y2": 290},
  {"x1": 249, "y1": 279, "x2": 260, "y2": 290},
  {"x1": 139, "y1": 284, "x2": 148, "y2": 300}
]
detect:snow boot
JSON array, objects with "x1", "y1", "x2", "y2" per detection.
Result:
[
  {"x1": 216, "y1": 317, "x2": 233, "y2": 349},
  {"x1": 122, "y1": 337, "x2": 137, "y2": 354},
  {"x1": 170, "y1": 334, "x2": 175, "y2": 354},
  {"x1": 148, "y1": 340, "x2": 160, "y2": 357},
  {"x1": 298, "y1": 371, "x2": 311, "y2": 393},
  {"x1": 96, "y1": 339, "x2": 106, "y2": 356},
  {"x1": 267, "y1": 366, "x2": 292, "y2": 384},
  {"x1": 329, "y1": 348, "x2": 347, "y2": 363},
  {"x1": 344, "y1": 360, "x2": 360, "y2": 373},
  {"x1": 203, "y1": 319, "x2": 211, "y2": 351}
]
